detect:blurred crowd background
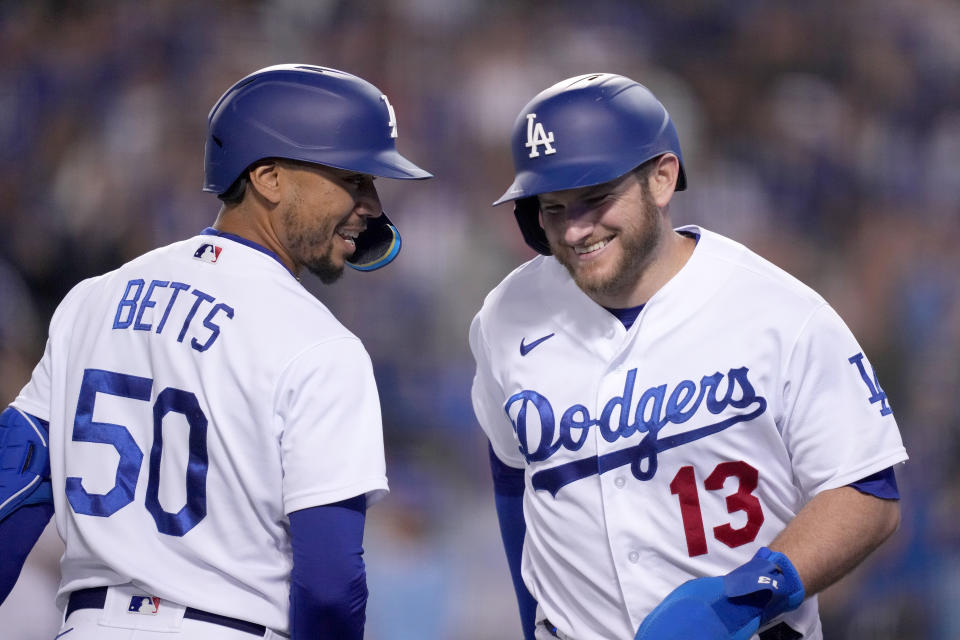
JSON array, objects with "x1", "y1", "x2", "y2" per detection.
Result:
[{"x1": 1, "y1": 1, "x2": 958, "y2": 638}]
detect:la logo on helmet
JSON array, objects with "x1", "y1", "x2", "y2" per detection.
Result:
[
  {"x1": 525, "y1": 113, "x2": 556, "y2": 158},
  {"x1": 380, "y1": 95, "x2": 398, "y2": 139}
]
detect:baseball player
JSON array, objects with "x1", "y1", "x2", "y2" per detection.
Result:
[
  {"x1": 0, "y1": 64, "x2": 431, "y2": 639},
  {"x1": 470, "y1": 73, "x2": 907, "y2": 640}
]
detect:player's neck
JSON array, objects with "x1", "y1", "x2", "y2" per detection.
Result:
[{"x1": 212, "y1": 205, "x2": 299, "y2": 276}]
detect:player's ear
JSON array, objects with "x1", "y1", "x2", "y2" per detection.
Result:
[
  {"x1": 647, "y1": 153, "x2": 680, "y2": 209},
  {"x1": 247, "y1": 161, "x2": 283, "y2": 205}
]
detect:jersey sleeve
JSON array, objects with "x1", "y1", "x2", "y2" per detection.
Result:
[
  {"x1": 780, "y1": 304, "x2": 908, "y2": 499},
  {"x1": 13, "y1": 276, "x2": 97, "y2": 420},
  {"x1": 276, "y1": 338, "x2": 388, "y2": 514},
  {"x1": 469, "y1": 313, "x2": 526, "y2": 468},
  {"x1": 12, "y1": 337, "x2": 53, "y2": 421}
]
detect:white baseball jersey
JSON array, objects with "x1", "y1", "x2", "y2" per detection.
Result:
[
  {"x1": 470, "y1": 226, "x2": 907, "y2": 640},
  {"x1": 13, "y1": 231, "x2": 388, "y2": 634}
]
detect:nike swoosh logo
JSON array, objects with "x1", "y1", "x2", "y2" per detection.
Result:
[{"x1": 520, "y1": 333, "x2": 555, "y2": 356}]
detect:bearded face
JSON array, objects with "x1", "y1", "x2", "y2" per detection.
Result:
[{"x1": 540, "y1": 170, "x2": 667, "y2": 306}]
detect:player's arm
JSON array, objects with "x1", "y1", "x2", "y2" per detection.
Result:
[
  {"x1": 489, "y1": 444, "x2": 537, "y2": 640},
  {"x1": 635, "y1": 469, "x2": 901, "y2": 640},
  {"x1": 470, "y1": 315, "x2": 537, "y2": 637},
  {"x1": 0, "y1": 406, "x2": 54, "y2": 605},
  {"x1": 288, "y1": 495, "x2": 368, "y2": 640},
  {"x1": 277, "y1": 337, "x2": 388, "y2": 639},
  {"x1": 768, "y1": 472, "x2": 900, "y2": 596},
  {"x1": 0, "y1": 503, "x2": 54, "y2": 604}
]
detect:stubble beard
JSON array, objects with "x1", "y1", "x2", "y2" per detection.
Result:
[
  {"x1": 306, "y1": 254, "x2": 344, "y2": 284},
  {"x1": 554, "y1": 190, "x2": 663, "y2": 303},
  {"x1": 282, "y1": 201, "x2": 346, "y2": 285}
]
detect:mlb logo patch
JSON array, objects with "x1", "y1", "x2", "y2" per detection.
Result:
[
  {"x1": 128, "y1": 595, "x2": 161, "y2": 615},
  {"x1": 194, "y1": 243, "x2": 222, "y2": 263}
]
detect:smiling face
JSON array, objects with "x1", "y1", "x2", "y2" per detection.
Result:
[
  {"x1": 274, "y1": 162, "x2": 382, "y2": 283},
  {"x1": 539, "y1": 167, "x2": 669, "y2": 307}
]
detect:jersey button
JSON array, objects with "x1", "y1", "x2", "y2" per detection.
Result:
[
  {"x1": 628, "y1": 551, "x2": 640, "y2": 563},
  {"x1": 614, "y1": 477, "x2": 626, "y2": 488}
]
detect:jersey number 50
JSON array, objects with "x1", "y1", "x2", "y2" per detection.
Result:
[{"x1": 65, "y1": 368, "x2": 208, "y2": 537}]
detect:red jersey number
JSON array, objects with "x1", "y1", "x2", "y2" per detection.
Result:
[{"x1": 670, "y1": 461, "x2": 764, "y2": 557}]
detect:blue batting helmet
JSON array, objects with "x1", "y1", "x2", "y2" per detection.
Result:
[
  {"x1": 494, "y1": 73, "x2": 686, "y2": 255},
  {"x1": 203, "y1": 64, "x2": 432, "y2": 270}
]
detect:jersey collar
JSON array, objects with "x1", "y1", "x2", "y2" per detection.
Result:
[{"x1": 200, "y1": 227, "x2": 296, "y2": 279}]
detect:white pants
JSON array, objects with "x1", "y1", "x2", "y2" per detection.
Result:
[{"x1": 54, "y1": 586, "x2": 287, "y2": 640}]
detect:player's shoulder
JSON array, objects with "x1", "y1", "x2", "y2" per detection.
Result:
[
  {"x1": 473, "y1": 255, "x2": 550, "y2": 338},
  {"x1": 74, "y1": 236, "x2": 198, "y2": 284},
  {"x1": 52, "y1": 238, "x2": 197, "y2": 306},
  {"x1": 134, "y1": 233, "x2": 345, "y2": 328},
  {"x1": 54, "y1": 234, "x2": 352, "y2": 344},
  {"x1": 471, "y1": 254, "x2": 580, "y2": 357},
  {"x1": 476, "y1": 254, "x2": 560, "y2": 318},
  {"x1": 268, "y1": 288, "x2": 355, "y2": 346},
  {"x1": 45, "y1": 238, "x2": 190, "y2": 322},
  {"x1": 689, "y1": 226, "x2": 826, "y2": 309}
]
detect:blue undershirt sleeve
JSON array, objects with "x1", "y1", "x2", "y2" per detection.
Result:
[
  {"x1": 288, "y1": 496, "x2": 368, "y2": 640},
  {"x1": 847, "y1": 466, "x2": 899, "y2": 500},
  {"x1": 0, "y1": 500, "x2": 54, "y2": 604},
  {"x1": 489, "y1": 444, "x2": 537, "y2": 640}
]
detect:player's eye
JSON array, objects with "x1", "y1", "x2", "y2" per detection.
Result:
[
  {"x1": 343, "y1": 173, "x2": 369, "y2": 187},
  {"x1": 585, "y1": 193, "x2": 609, "y2": 206}
]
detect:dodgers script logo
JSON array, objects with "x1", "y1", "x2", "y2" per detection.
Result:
[{"x1": 504, "y1": 367, "x2": 767, "y2": 496}]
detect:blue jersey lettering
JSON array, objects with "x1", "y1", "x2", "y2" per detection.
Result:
[
  {"x1": 505, "y1": 366, "x2": 767, "y2": 495},
  {"x1": 112, "y1": 278, "x2": 234, "y2": 351}
]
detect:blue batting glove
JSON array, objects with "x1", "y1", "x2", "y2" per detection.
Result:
[{"x1": 634, "y1": 548, "x2": 804, "y2": 640}]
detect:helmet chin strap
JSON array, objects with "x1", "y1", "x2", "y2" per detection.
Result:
[{"x1": 346, "y1": 213, "x2": 402, "y2": 271}]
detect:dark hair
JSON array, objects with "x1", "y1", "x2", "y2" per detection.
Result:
[
  {"x1": 217, "y1": 158, "x2": 323, "y2": 204},
  {"x1": 217, "y1": 173, "x2": 249, "y2": 204},
  {"x1": 632, "y1": 156, "x2": 659, "y2": 182},
  {"x1": 217, "y1": 159, "x2": 283, "y2": 204}
]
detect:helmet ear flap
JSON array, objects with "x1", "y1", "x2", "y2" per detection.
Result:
[
  {"x1": 514, "y1": 197, "x2": 552, "y2": 256},
  {"x1": 346, "y1": 213, "x2": 402, "y2": 271}
]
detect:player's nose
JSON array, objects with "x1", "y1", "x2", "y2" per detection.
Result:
[
  {"x1": 354, "y1": 179, "x2": 382, "y2": 218},
  {"x1": 562, "y1": 208, "x2": 597, "y2": 245}
]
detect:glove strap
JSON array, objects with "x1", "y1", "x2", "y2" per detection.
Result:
[{"x1": 722, "y1": 547, "x2": 805, "y2": 625}]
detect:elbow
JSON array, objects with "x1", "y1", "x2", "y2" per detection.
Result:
[
  {"x1": 290, "y1": 567, "x2": 368, "y2": 637},
  {"x1": 863, "y1": 495, "x2": 902, "y2": 553},
  {"x1": 879, "y1": 499, "x2": 902, "y2": 541},
  {"x1": 294, "y1": 571, "x2": 368, "y2": 617}
]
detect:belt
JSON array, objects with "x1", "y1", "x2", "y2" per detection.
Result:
[
  {"x1": 66, "y1": 586, "x2": 267, "y2": 637},
  {"x1": 539, "y1": 617, "x2": 801, "y2": 640},
  {"x1": 543, "y1": 618, "x2": 561, "y2": 638}
]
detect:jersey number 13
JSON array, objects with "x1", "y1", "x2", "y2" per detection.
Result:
[{"x1": 669, "y1": 461, "x2": 763, "y2": 557}]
